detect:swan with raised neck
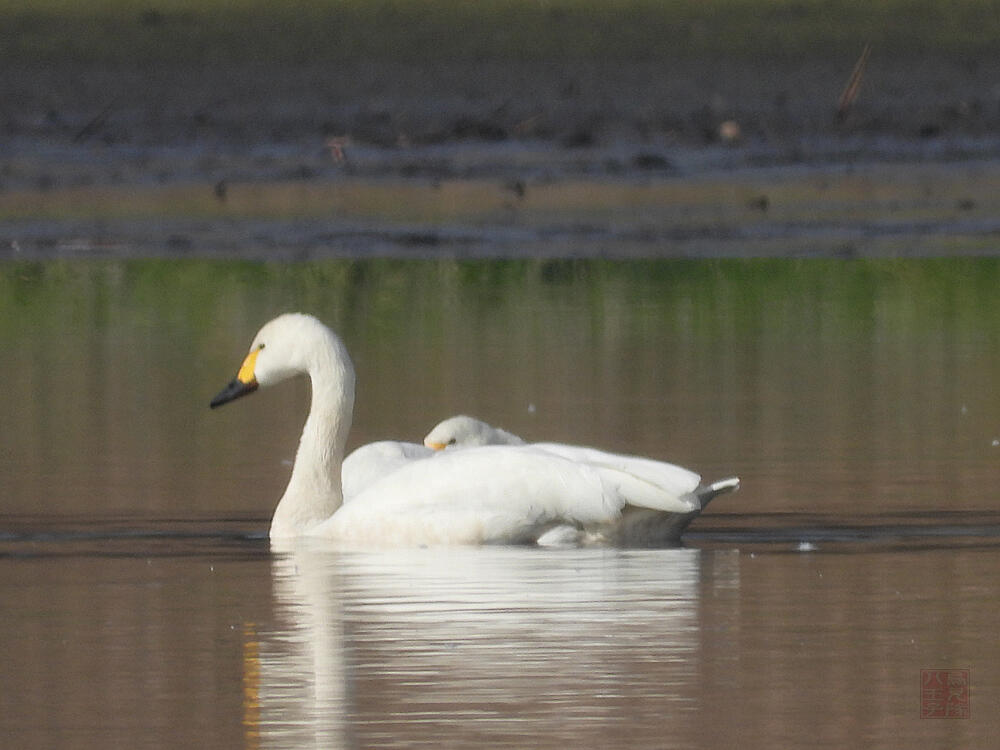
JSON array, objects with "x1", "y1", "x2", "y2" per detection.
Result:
[{"x1": 210, "y1": 313, "x2": 355, "y2": 538}]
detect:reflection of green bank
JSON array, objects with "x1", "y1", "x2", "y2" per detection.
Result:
[
  {"x1": 3, "y1": 258, "x2": 1000, "y2": 517},
  {"x1": 3, "y1": 0, "x2": 999, "y2": 64},
  {"x1": 3, "y1": 257, "x2": 1000, "y2": 343}
]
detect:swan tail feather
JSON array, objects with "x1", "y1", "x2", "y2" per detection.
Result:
[{"x1": 696, "y1": 476, "x2": 740, "y2": 509}]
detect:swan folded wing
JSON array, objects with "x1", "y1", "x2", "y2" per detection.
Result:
[
  {"x1": 314, "y1": 446, "x2": 627, "y2": 545},
  {"x1": 532, "y1": 443, "x2": 702, "y2": 505},
  {"x1": 590, "y1": 465, "x2": 700, "y2": 514}
]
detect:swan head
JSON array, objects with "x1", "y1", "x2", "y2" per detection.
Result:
[
  {"x1": 210, "y1": 313, "x2": 347, "y2": 408},
  {"x1": 424, "y1": 415, "x2": 516, "y2": 450}
]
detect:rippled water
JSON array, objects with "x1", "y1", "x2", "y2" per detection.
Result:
[
  {"x1": 1, "y1": 258, "x2": 998, "y2": 747},
  {"x1": 2, "y1": 535, "x2": 996, "y2": 748}
]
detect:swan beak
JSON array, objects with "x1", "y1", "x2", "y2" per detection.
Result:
[
  {"x1": 425, "y1": 441, "x2": 447, "y2": 451},
  {"x1": 209, "y1": 349, "x2": 260, "y2": 409}
]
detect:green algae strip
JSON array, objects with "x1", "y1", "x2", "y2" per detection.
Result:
[{"x1": 3, "y1": 0, "x2": 999, "y2": 65}]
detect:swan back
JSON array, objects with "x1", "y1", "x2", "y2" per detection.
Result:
[
  {"x1": 533, "y1": 443, "x2": 701, "y2": 498},
  {"x1": 342, "y1": 441, "x2": 433, "y2": 500}
]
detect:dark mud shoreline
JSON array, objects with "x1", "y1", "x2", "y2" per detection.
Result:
[
  {"x1": 7, "y1": 56, "x2": 1000, "y2": 179},
  {"x1": 4, "y1": 41, "x2": 1000, "y2": 257}
]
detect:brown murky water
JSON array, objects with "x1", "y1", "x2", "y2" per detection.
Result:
[{"x1": 1, "y1": 258, "x2": 998, "y2": 747}]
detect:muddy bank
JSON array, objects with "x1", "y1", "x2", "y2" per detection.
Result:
[
  {"x1": 3, "y1": 11, "x2": 1000, "y2": 258},
  {"x1": 5, "y1": 57, "x2": 1000, "y2": 186},
  {"x1": 4, "y1": 160, "x2": 999, "y2": 259}
]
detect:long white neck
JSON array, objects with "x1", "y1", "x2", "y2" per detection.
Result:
[{"x1": 270, "y1": 337, "x2": 355, "y2": 538}]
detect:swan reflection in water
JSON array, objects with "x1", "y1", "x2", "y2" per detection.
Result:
[{"x1": 244, "y1": 544, "x2": 740, "y2": 749}]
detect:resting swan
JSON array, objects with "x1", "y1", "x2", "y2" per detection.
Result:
[
  {"x1": 210, "y1": 313, "x2": 726, "y2": 546},
  {"x1": 423, "y1": 415, "x2": 740, "y2": 543}
]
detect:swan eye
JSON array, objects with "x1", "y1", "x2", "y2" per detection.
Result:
[{"x1": 447, "y1": 438, "x2": 457, "y2": 445}]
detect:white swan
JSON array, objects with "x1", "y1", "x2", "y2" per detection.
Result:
[
  {"x1": 423, "y1": 415, "x2": 740, "y2": 544},
  {"x1": 210, "y1": 314, "x2": 728, "y2": 546}
]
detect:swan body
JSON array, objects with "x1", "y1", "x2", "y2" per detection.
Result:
[{"x1": 210, "y1": 314, "x2": 730, "y2": 546}]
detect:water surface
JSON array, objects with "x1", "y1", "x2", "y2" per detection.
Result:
[
  {"x1": 1, "y1": 539, "x2": 995, "y2": 748},
  {"x1": 1, "y1": 258, "x2": 998, "y2": 747}
]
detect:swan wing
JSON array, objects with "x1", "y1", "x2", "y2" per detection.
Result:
[
  {"x1": 532, "y1": 443, "x2": 702, "y2": 505},
  {"x1": 314, "y1": 446, "x2": 637, "y2": 546}
]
